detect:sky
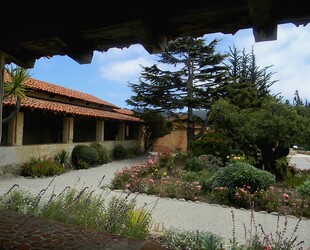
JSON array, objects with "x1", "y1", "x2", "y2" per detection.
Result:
[{"x1": 28, "y1": 23, "x2": 310, "y2": 109}]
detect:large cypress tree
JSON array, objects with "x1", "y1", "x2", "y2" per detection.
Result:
[
  {"x1": 214, "y1": 45, "x2": 277, "y2": 109},
  {"x1": 126, "y1": 37, "x2": 226, "y2": 149}
]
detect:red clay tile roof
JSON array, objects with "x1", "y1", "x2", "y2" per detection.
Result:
[
  {"x1": 3, "y1": 97, "x2": 141, "y2": 122},
  {"x1": 113, "y1": 108, "x2": 135, "y2": 115},
  {"x1": 4, "y1": 71, "x2": 119, "y2": 109}
]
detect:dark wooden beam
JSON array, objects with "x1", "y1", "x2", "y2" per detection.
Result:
[{"x1": 248, "y1": 0, "x2": 277, "y2": 42}]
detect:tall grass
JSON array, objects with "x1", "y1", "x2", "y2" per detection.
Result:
[{"x1": 0, "y1": 178, "x2": 155, "y2": 241}]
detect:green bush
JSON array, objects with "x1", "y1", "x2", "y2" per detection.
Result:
[
  {"x1": 184, "y1": 154, "x2": 222, "y2": 172},
  {"x1": 205, "y1": 162, "x2": 276, "y2": 193},
  {"x1": 189, "y1": 132, "x2": 231, "y2": 161},
  {"x1": 113, "y1": 144, "x2": 128, "y2": 160},
  {"x1": 90, "y1": 142, "x2": 111, "y2": 164},
  {"x1": 71, "y1": 144, "x2": 99, "y2": 169},
  {"x1": 164, "y1": 228, "x2": 223, "y2": 250},
  {"x1": 127, "y1": 147, "x2": 143, "y2": 158},
  {"x1": 297, "y1": 177, "x2": 310, "y2": 198},
  {"x1": 0, "y1": 188, "x2": 152, "y2": 241},
  {"x1": 21, "y1": 156, "x2": 64, "y2": 177},
  {"x1": 54, "y1": 150, "x2": 71, "y2": 168}
]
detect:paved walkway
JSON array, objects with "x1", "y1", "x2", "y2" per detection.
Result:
[{"x1": 0, "y1": 155, "x2": 309, "y2": 249}]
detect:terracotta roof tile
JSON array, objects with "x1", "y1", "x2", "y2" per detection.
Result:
[
  {"x1": 4, "y1": 98, "x2": 141, "y2": 122},
  {"x1": 113, "y1": 108, "x2": 135, "y2": 115},
  {"x1": 4, "y1": 71, "x2": 119, "y2": 108}
]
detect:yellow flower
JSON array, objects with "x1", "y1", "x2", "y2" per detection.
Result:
[{"x1": 163, "y1": 172, "x2": 167, "y2": 177}]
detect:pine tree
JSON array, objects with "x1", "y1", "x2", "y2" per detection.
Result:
[
  {"x1": 215, "y1": 45, "x2": 277, "y2": 109},
  {"x1": 126, "y1": 37, "x2": 226, "y2": 149}
]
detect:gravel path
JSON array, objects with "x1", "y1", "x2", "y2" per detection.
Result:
[{"x1": 0, "y1": 155, "x2": 309, "y2": 248}]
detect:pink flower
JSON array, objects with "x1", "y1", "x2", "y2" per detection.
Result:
[
  {"x1": 283, "y1": 193, "x2": 289, "y2": 200},
  {"x1": 269, "y1": 186, "x2": 275, "y2": 191},
  {"x1": 148, "y1": 158, "x2": 154, "y2": 165},
  {"x1": 125, "y1": 183, "x2": 130, "y2": 189},
  {"x1": 196, "y1": 185, "x2": 202, "y2": 190},
  {"x1": 149, "y1": 178, "x2": 154, "y2": 183}
]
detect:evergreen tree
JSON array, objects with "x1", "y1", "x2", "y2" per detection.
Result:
[
  {"x1": 293, "y1": 90, "x2": 304, "y2": 106},
  {"x1": 126, "y1": 37, "x2": 226, "y2": 149},
  {"x1": 214, "y1": 46, "x2": 277, "y2": 108},
  {"x1": 209, "y1": 97, "x2": 310, "y2": 179}
]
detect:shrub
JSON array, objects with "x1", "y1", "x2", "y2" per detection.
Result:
[
  {"x1": 127, "y1": 147, "x2": 144, "y2": 158},
  {"x1": 0, "y1": 186, "x2": 153, "y2": 241},
  {"x1": 184, "y1": 154, "x2": 222, "y2": 172},
  {"x1": 90, "y1": 142, "x2": 111, "y2": 164},
  {"x1": 189, "y1": 132, "x2": 231, "y2": 161},
  {"x1": 113, "y1": 144, "x2": 128, "y2": 160},
  {"x1": 275, "y1": 157, "x2": 293, "y2": 181},
  {"x1": 100, "y1": 196, "x2": 152, "y2": 240},
  {"x1": 71, "y1": 144, "x2": 99, "y2": 169},
  {"x1": 21, "y1": 156, "x2": 64, "y2": 177},
  {"x1": 0, "y1": 188, "x2": 39, "y2": 214},
  {"x1": 296, "y1": 177, "x2": 310, "y2": 198},
  {"x1": 54, "y1": 150, "x2": 71, "y2": 168},
  {"x1": 205, "y1": 162, "x2": 276, "y2": 193},
  {"x1": 164, "y1": 228, "x2": 224, "y2": 250}
]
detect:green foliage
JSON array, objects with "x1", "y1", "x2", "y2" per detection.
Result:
[
  {"x1": 100, "y1": 196, "x2": 152, "y2": 240},
  {"x1": 3, "y1": 65, "x2": 32, "y2": 125},
  {"x1": 21, "y1": 156, "x2": 64, "y2": 177},
  {"x1": 209, "y1": 97, "x2": 310, "y2": 175},
  {"x1": 157, "y1": 151, "x2": 175, "y2": 174},
  {"x1": 0, "y1": 186, "x2": 153, "y2": 241},
  {"x1": 0, "y1": 189, "x2": 38, "y2": 214},
  {"x1": 54, "y1": 150, "x2": 70, "y2": 167},
  {"x1": 284, "y1": 170, "x2": 310, "y2": 188},
  {"x1": 215, "y1": 45, "x2": 276, "y2": 109},
  {"x1": 189, "y1": 132, "x2": 231, "y2": 161},
  {"x1": 90, "y1": 142, "x2": 111, "y2": 164},
  {"x1": 184, "y1": 154, "x2": 222, "y2": 172},
  {"x1": 123, "y1": 207, "x2": 152, "y2": 240},
  {"x1": 112, "y1": 144, "x2": 128, "y2": 160},
  {"x1": 4, "y1": 65, "x2": 31, "y2": 101},
  {"x1": 164, "y1": 228, "x2": 223, "y2": 250},
  {"x1": 275, "y1": 157, "x2": 293, "y2": 181},
  {"x1": 296, "y1": 177, "x2": 310, "y2": 198},
  {"x1": 136, "y1": 111, "x2": 173, "y2": 153},
  {"x1": 126, "y1": 37, "x2": 227, "y2": 147},
  {"x1": 205, "y1": 162, "x2": 276, "y2": 193},
  {"x1": 71, "y1": 144, "x2": 99, "y2": 169},
  {"x1": 180, "y1": 171, "x2": 199, "y2": 182}
]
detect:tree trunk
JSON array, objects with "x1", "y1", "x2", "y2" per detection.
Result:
[
  {"x1": 258, "y1": 143, "x2": 290, "y2": 179},
  {"x1": 187, "y1": 106, "x2": 194, "y2": 150},
  {"x1": 2, "y1": 98, "x2": 21, "y2": 124},
  {"x1": 186, "y1": 58, "x2": 194, "y2": 151}
]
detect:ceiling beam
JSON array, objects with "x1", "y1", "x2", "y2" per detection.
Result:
[
  {"x1": 127, "y1": 21, "x2": 168, "y2": 54},
  {"x1": 248, "y1": 0, "x2": 277, "y2": 42}
]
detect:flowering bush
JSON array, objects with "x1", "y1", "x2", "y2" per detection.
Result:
[
  {"x1": 110, "y1": 153, "x2": 310, "y2": 218},
  {"x1": 111, "y1": 156, "x2": 203, "y2": 201},
  {"x1": 21, "y1": 156, "x2": 64, "y2": 177}
]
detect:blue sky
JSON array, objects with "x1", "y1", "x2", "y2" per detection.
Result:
[{"x1": 28, "y1": 23, "x2": 310, "y2": 109}]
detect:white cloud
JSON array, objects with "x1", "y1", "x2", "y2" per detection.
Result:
[
  {"x1": 218, "y1": 24, "x2": 310, "y2": 102},
  {"x1": 98, "y1": 56, "x2": 155, "y2": 84},
  {"x1": 94, "y1": 24, "x2": 310, "y2": 102},
  {"x1": 253, "y1": 24, "x2": 310, "y2": 101}
]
